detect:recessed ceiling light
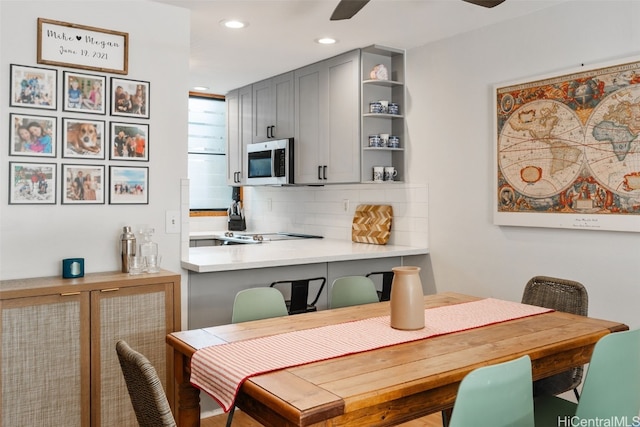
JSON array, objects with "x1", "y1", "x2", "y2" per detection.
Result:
[
  {"x1": 220, "y1": 19, "x2": 247, "y2": 29},
  {"x1": 193, "y1": 86, "x2": 209, "y2": 91},
  {"x1": 316, "y1": 37, "x2": 338, "y2": 45}
]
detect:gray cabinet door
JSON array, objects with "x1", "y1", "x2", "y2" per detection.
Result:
[
  {"x1": 252, "y1": 72, "x2": 294, "y2": 143},
  {"x1": 226, "y1": 85, "x2": 252, "y2": 185},
  {"x1": 294, "y1": 50, "x2": 361, "y2": 184}
]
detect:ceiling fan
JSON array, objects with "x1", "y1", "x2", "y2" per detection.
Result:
[{"x1": 330, "y1": 0, "x2": 506, "y2": 21}]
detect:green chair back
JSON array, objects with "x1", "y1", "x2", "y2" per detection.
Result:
[
  {"x1": 449, "y1": 355, "x2": 534, "y2": 427},
  {"x1": 534, "y1": 328, "x2": 640, "y2": 426},
  {"x1": 330, "y1": 276, "x2": 380, "y2": 309},
  {"x1": 577, "y1": 328, "x2": 640, "y2": 419},
  {"x1": 231, "y1": 287, "x2": 289, "y2": 323}
]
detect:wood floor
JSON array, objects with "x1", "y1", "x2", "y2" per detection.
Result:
[{"x1": 202, "y1": 409, "x2": 443, "y2": 427}]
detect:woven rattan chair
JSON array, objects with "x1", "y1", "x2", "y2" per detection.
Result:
[
  {"x1": 521, "y1": 276, "x2": 588, "y2": 399},
  {"x1": 116, "y1": 340, "x2": 235, "y2": 427}
]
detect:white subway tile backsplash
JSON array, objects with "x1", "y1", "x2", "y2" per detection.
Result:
[{"x1": 189, "y1": 182, "x2": 428, "y2": 248}]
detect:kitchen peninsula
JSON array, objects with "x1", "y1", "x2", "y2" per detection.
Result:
[{"x1": 183, "y1": 236, "x2": 429, "y2": 328}]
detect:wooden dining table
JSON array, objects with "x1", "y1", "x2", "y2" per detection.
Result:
[{"x1": 166, "y1": 292, "x2": 628, "y2": 427}]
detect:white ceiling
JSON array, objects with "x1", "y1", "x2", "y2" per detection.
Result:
[{"x1": 152, "y1": 0, "x2": 567, "y2": 95}]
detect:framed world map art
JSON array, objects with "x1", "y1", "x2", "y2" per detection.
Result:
[{"x1": 494, "y1": 56, "x2": 640, "y2": 232}]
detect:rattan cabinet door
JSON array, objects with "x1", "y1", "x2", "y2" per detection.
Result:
[
  {"x1": 0, "y1": 292, "x2": 91, "y2": 427},
  {"x1": 90, "y1": 282, "x2": 174, "y2": 427}
]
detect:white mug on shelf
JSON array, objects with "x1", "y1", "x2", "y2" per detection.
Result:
[
  {"x1": 379, "y1": 133, "x2": 389, "y2": 147},
  {"x1": 384, "y1": 166, "x2": 398, "y2": 181},
  {"x1": 373, "y1": 166, "x2": 384, "y2": 183}
]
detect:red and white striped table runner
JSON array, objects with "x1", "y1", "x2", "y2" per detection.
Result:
[{"x1": 190, "y1": 298, "x2": 551, "y2": 411}]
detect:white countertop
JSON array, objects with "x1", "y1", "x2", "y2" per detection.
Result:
[{"x1": 182, "y1": 237, "x2": 429, "y2": 273}]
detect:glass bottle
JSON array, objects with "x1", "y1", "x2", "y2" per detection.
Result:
[{"x1": 139, "y1": 227, "x2": 159, "y2": 272}]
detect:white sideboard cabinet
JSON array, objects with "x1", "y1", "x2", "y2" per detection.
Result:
[{"x1": 0, "y1": 270, "x2": 180, "y2": 427}]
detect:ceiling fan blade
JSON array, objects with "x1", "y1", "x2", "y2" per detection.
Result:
[
  {"x1": 330, "y1": 0, "x2": 371, "y2": 20},
  {"x1": 462, "y1": 0, "x2": 506, "y2": 7}
]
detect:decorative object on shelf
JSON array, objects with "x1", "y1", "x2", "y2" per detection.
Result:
[
  {"x1": 9, "y1": 113, "x2": 57, "y2": 157},
  {"x1": 388, "y1": 102, "x2": 400, "y2": 115},
  {"x1": 62, "y1": 118, "x2": 106, "y2": 159},
  {"x1": 368, "y1": 134, "x2": 382, "y2": 147},
  {"x1": 369, "y1": 101, "x2": 383, "y2": 113},
  {"x1": 8, "y1": 161, "x2": 57, "y2": 205},
  {"x1": 110, "y1": 77, "x2": 150, "y2": 119},
  {"x1": 62, "y1": 258, "x2": 85, "y2": 279},
  {"x1": 351, "y1": 204, "x2": 393, "y2": 245},
  {"x1": 388, "y1": 135, "x2": 400, "y2": 148},
  {"x1": 62, "y1": 71, "x2": 106, "y2": 115},
  {"x1": 373, "y1": 166, "x2": 384, "y2": 183},
  {"x1": 384, "y1": 166, "x2": 397, "y2": 182},
  {"x1": 61, "y1": 163, "x2": 105, "y2": 204},
  {"x1": 390, "y1": 266, "x2": 424, "y2": 330},
  {"x1": 378, "y1": 100, "x2": 389, "y2": 113},
  {"x1": 120, "y1": 226, "x2": 136, "y2": 273},
  {"x1": 369, "y1": 63, "x2": 388, "y2": 80},
  {"x1": 379, "y1": 133, "x2": 389, "y2": 147},
  {"x1": 109, "y1": 122, "x2": 149, "y2": 161},
  {"x1": 37, "y1": 18, "x2": 129, "y2": 75},
  {"x1": 109, "y1": 165, "x2": 149, "y2": 204},
  {"x1": 9, "y1": 64, "x2": 57, "y2": 110}
]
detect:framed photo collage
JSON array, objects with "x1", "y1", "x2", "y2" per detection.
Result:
[{"x1": 8, "y1": 64, "x2": 150, "y2": 205}]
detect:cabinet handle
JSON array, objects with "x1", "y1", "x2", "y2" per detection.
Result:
[
  {"x1": 61, "y1": 292, "x2": 81, "y2": 296},
  {"x1": 268, "y1": 126, "x2": 273, "y2": 138},
  {"x1": 323, "y1": 165, "x2": 328, "y2": 180},
  {"x1": 100, "y1": 288, "x2": 120, "y2": 293},
  {"x1": 318, "y1": 166, "x2": 322, "y2": 180}
]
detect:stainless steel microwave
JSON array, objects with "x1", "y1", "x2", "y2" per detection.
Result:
[{"x1": 244, "y1": 138, "x2": 294, "y2": 185}]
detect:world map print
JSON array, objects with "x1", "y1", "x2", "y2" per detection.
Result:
[{"x1": 496, "y1": 59, "x2": 640, "y2": 230}]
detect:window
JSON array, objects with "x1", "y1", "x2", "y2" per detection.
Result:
[{"x1": 188, "y1": 93, "x2": 232, "y2": 214}]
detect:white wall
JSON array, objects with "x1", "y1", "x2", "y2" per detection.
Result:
[
  {"x1": 407, "y1": 0, "x2": 640, "y2": 328},
  {"x1": 0, "y1": 1, "x2": 189, "y2": 300}
]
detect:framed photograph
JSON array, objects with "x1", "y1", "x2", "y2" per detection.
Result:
[
  {"x1": 111, "y1": 77, "x2": 149, "y2": 118},
  {"x1": 62, "y1": 164, "x2": 105, "y2": 204},
  {"x1": 9, "y1": 162, "x2": 56, "y2": 204},
  {"x1": 62, "y1": 118, "x2": 106, "y2": 159},
  {"x1": 109, "y1": 166, "x2": 148, "y2": 204},
  {"x1": 10, "y1": 113, "x2": 57, "y2": 157},
  {"x1": 10, "y1": 64, "x2": 57, "y2": 110},
  {"x1": 37, "y1": 18, "x2": 128, "y2": 75},
  {"x1": 62, "y1": 71, "x2": 106, "y2": 114},
  {"x1": 109, "y1": 122, "x2": 149, "y2": 161}
]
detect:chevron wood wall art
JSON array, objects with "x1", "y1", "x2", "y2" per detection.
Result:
[{"x1": 351, "y1": 204, "x2": 393, "y2": 245}]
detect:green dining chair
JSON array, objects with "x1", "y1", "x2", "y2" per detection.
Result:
[
  {"x1": 534, "y1": 328, "x2": 640, "y2": 427},
  {"x1": 448, "y1": 355, "x2": 534, "y2": 427},
  {"x1": 231, "y1": 287, "x2": 289, "y2": 323},
  {"x1": 330, "y1": 276, "x2": 380, "y2": 309}
]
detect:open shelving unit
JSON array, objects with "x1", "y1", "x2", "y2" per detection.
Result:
[{"x1": 360, "y1": 45, "x2": 406, "y2": 183}]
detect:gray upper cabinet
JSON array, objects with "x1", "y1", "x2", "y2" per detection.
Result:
[
  {"x1": 226, "y1": 84, "x2": 252, "y2": 185},
  {"x1": 294, "y1": 49, "x2": 361, "y2": 184},
  {"x1": 252, "y1": 72, "x2": 295, "y2": 143}
]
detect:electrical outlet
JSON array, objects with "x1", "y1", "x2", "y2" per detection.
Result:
[
  {"x1": 343, "y1": 199, "x2": 349, "y2": 212},
  {"x1": 165, "y1": 210, "x2": 180, "y2": 234}
]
